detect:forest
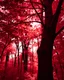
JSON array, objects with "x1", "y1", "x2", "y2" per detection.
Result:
[{"x1": 0, "y1": 0, "x2": 64, "y2": 80}]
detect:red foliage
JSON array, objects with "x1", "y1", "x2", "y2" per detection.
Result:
[{"x1": 0, "y1": 0, "x2": 64, "y2": 80}]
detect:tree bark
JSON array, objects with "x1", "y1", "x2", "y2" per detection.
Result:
[
  {"x1": 37, "y1": 29, "x2": 54, "y2": 80},
  {"x1": 37, "y1": 0, "x2": 55, "y2": 80},
  {"x1": 24, "y1": 44, "x2": 28, "y2": 72},
  {"x1": 22, "y1": 42, "x2": 28, "y2": 72}
]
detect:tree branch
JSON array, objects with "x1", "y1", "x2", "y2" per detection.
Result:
[
  {"x1": 55, "y1": 26, "x2": 64, "y2": 37},
  {"x1": 51, "y1": 0, "x2": 63, "y2": 27},
  {"x1": 24, "y1": 0, "x2": 46, "y2": 8},
  {"x1": 30, "y1": 0, "x2": 45, "y2": 27}
]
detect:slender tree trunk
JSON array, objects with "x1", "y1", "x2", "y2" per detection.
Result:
[
  {"x1": 22, "y1": 42, "x2": 28, "y2": 72},
  {"x1": 18, "y1": 46, "x2": 19, "y2": 66},
  {"x1": 22, "y1": 42, "x2": 24, "y2": 61},
  {"x1": 24, "y1": 50, "x2": 28, "y2": 72},
  {"x1": 24, "y1": 44, "x2": 28, "y2": 72},
  {"x1": 14, "y1": 54, "x2": 16, "y2": 66},
  {"x1": 5, "y1": 52, "x2": 9, "y2": 67}
]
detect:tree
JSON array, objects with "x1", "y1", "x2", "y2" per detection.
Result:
[{"x1": 37, "y1": 0, "x2": 64, "y2": 80}]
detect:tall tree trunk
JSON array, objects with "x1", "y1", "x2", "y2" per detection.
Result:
[
  {"x1": 14, "y1": 54, "x2": 16, "y2": 66},
  {"x1": 16, "y1": 42, "x2": 20, "y2": 66},
  {"x1": 18, "y1": 45, "x2": 19, "y2": 66},
  {"x1": 5, "y1": 52, "x2": 9, "y2": 67},
  {"x1": 22, "y1": 42, "x2": 28, "y2": 72},
  {"x1": 22, "y1": 42, "x2": 24, "y2": 62},
  {"x1": 24, "y1": 49, "x2": 28, "y2": 72},
  {"x1": 24, "y1": 44, "x2": 28, "y2": 72},
  {"x1": 37, "y1": 0, "x2": 55, "y2": 80},
  {"x1": 37, "y1": 29, "x2": 54, "y2": 80}
]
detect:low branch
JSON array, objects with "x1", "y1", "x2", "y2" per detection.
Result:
[
  {"x1": 55, "y1": 26, "x2": 64, "y2": 37},
  {"x1": 15, "y1": 20, "x2": 41, "y2": 25},
  {"x1": 23, "y1": 12, "x2": 41, "y2": 21}
]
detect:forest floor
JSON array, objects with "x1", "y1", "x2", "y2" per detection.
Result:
[{"x1": 0, "y1": 52, "x2": 64, "y2": 80}]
